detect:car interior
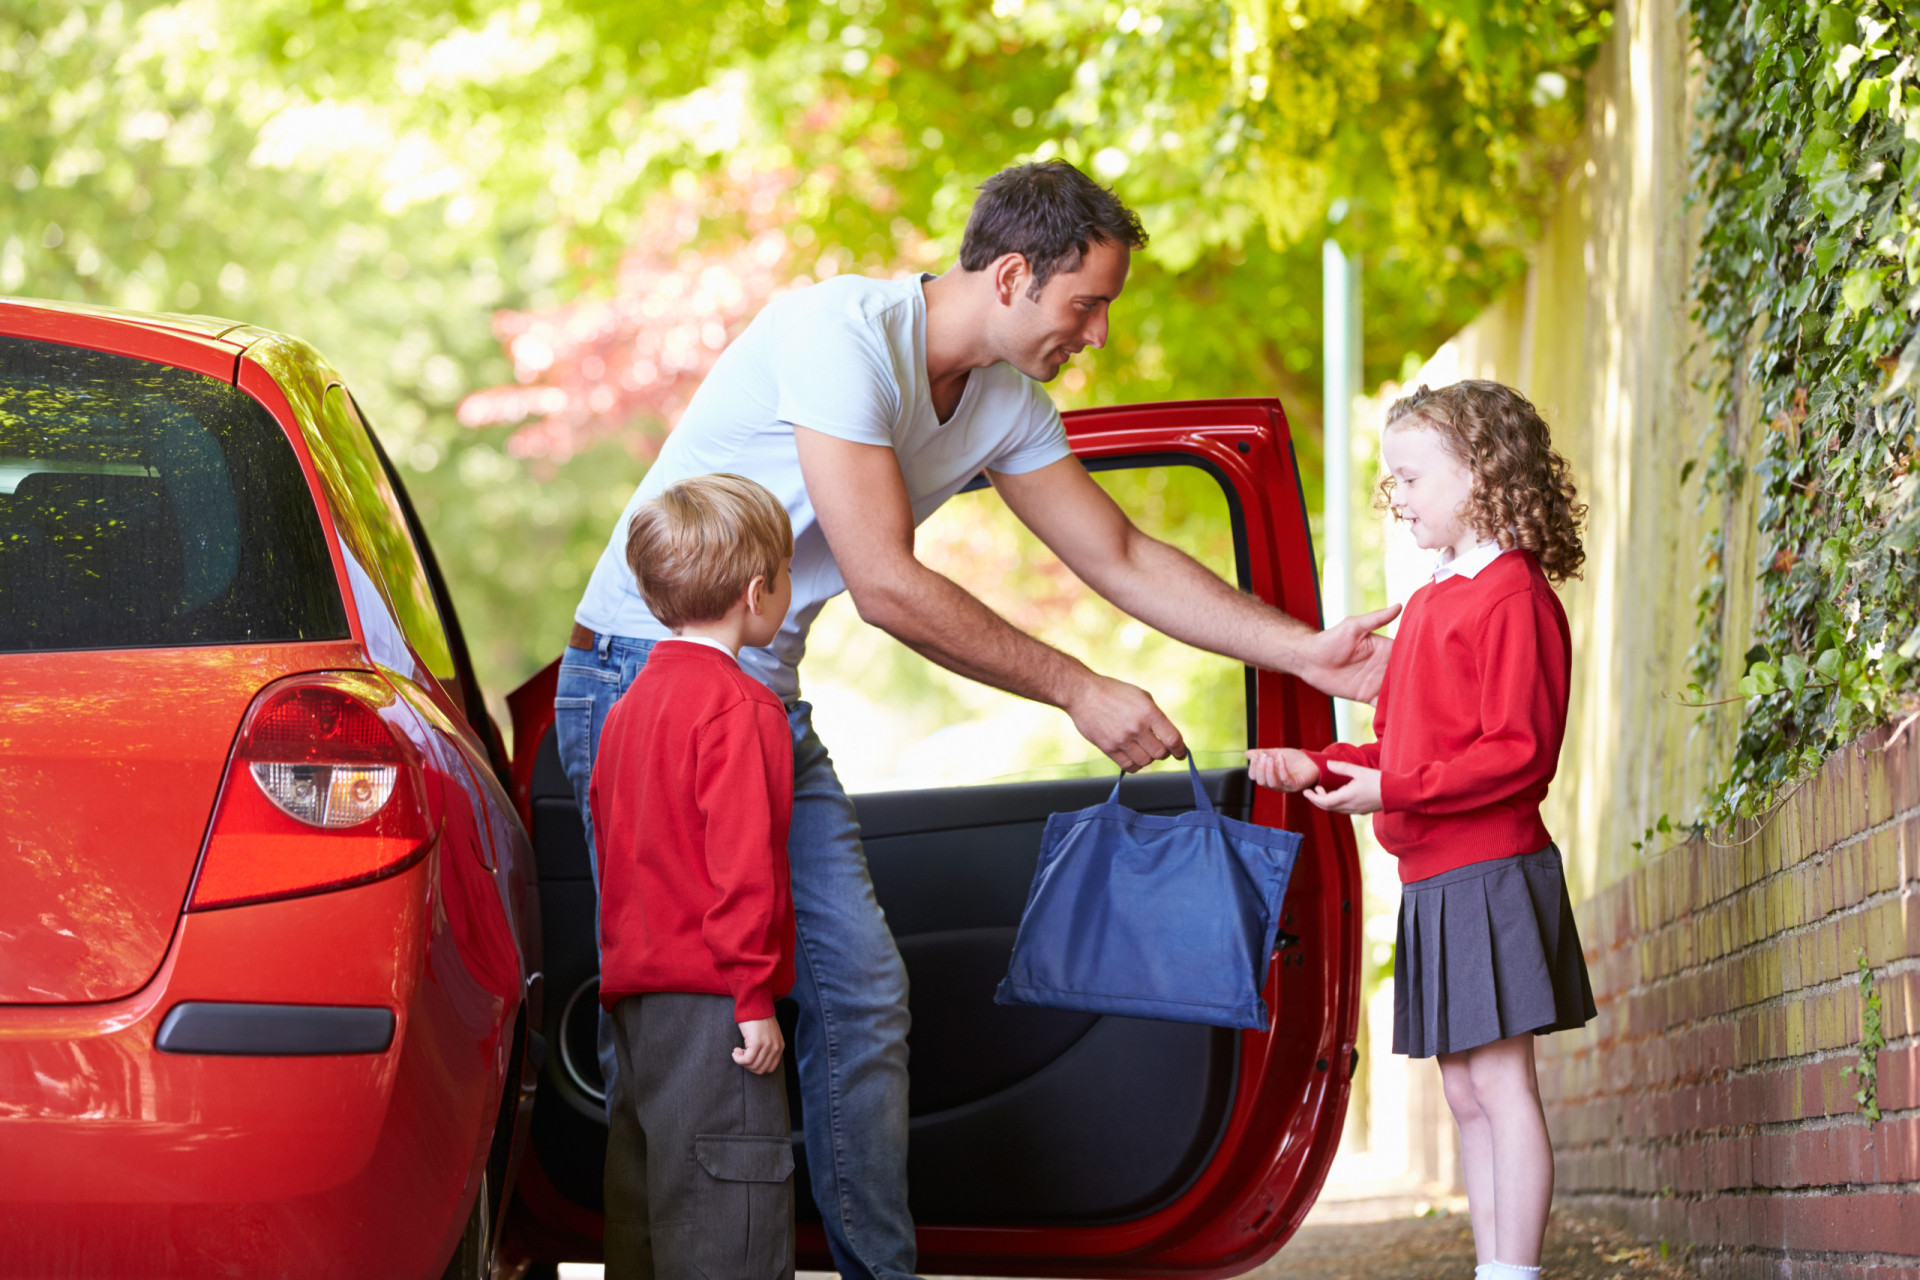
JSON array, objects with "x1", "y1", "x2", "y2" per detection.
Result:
[{"x1": 525, "y1": 736, "x2": 1253, "y2": 1226}]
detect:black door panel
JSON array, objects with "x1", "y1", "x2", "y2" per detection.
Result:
[
  {"x1": 859, "y1": 768, "x2": 1243, "y2": 1225},
  {"x1": 894, "y1": 927, "x2": 1098, "y2": 1115},
  {"x1": 526, "y1": 726, "x2": 1249, "y2": 1225},
  {"x1": 904, "y1": 1013, "x2": 1234, "y2": 1224},
  {"x1": 524, "y1": 738, "x2": 609, "y2": 1208}
]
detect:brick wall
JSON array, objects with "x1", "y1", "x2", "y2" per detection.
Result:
[{"x1": 1538, "y1": 726, "x2": 1920, "y2": 1276}]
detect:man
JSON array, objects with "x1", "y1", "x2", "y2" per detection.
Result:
[{"x1": 556, "y1": 160, "x2": 1397, "y2": 1279}]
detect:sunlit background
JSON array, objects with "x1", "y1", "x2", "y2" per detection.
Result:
[
  {"x1": 4, "y1": 0, "x2": 1606, "y2": 781},
  {"x1": 4, "y1": 0, "x2": 1616, "y2": 1226}
]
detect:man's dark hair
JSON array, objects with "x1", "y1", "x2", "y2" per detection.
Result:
[{"x1": 959, "y1": 161, "x2": 1147, "y2": 296}]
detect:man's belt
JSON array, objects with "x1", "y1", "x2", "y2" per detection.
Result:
[{"x1": 568, "y1": 623, "x2": 596, "y2": 651}]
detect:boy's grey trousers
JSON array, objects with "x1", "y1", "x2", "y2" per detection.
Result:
[{"x1": 604, "y1": 993, "x2": 795, "y2": 1280}]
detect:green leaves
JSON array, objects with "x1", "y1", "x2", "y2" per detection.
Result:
[
  {"x1": 1843, "y1": 952, "x2": 1885, "y2": 1124},
  {"x1": 1689, "y1": 0, "x2": 1920, "y2": 827},
  {"x1": 1842, "y1": 265, "x2": 1888, "y2": 312},
  {"x1": 5, "y1": 0, "x2": 1615, "y2": 708},
  {"x1": 1849, "y1": 72, "x2": 1894, "y2": 122},
  {"x1": 1818, "y1": 4, "x2": 1859, "y2": 53},
  {"x1": 1806, "y1": 147, "x2": 1872, "y2": 225},
  {"x1": 1814, "y1": 645, "x2": 1845, "y2": 682},
  {"x1": 1737, "y1": 659, "x2": 1780, "y2": 698},
  {"x1": 1873, "y1": 327, "x2": 1920, "y2": 398}
]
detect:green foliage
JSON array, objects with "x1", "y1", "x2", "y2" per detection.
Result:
[
  {"x1": 1843, "y1": 951, "x2": 1885, "y2": 1122},
  {"x1": 0, "y1": 0, "x2": 659, "y2": 706},
  {"x1": 1687, "y1": 0, "x2": 1920, "y2": 824},
  {"x1": 1009, "y1": 0, "x2": 1609, "y2": 274},
  {"x1": 1629, "y1": 811, "x2": 1674, "y2": 853},
  {"x1": 3, "y1": 0, "x2": 1608, "y2": 714}
]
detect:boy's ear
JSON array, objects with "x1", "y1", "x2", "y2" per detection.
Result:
[{"x1": 743, "y1": 573, "x2": 768, "y2": 617}]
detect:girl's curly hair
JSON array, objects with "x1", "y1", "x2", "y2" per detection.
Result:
[{"x1": 1381, "y1": 380, "x2": 1587, "y2": 584}]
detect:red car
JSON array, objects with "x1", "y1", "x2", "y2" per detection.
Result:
[
  {"x1": 0, "y1": 298, "x2": 540, "y2": 1280},
  {"x1": 1, "y1": 295, "x2": 1358, "y2": 1277},
  {"x1": 502, "y1": 399, "x2": 1364, "y2": 1277}
]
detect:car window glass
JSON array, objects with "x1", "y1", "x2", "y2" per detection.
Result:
[
  {"x1": 310, "y1": 385, "x2": 456, "y2": 684},
  {"x1": 804, "y1": 462, "x2": 1248, "y2": 793},
  {"x1": 0, "y1": 335, "x2": 347, "y2": 652}
]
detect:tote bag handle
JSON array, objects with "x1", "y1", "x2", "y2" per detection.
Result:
[{"x1": 1106, "y1": 754, "x2": 1215, "y2": 815}]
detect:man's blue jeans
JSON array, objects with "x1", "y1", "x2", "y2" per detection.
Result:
[{"x1": 554, "y1": 635, "x2": 916, "y2": 1280}]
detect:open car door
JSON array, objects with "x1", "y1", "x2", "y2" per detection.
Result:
[{"x1": 503, "y1": 398, "x2": 1362, "y2": 1276}]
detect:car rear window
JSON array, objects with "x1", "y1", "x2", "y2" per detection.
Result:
[{"x1": 0, "y1": 334, "x2": 349, "y2": 652}]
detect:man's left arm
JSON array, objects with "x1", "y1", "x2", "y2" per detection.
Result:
[{"x1": 991, "y1": 457, "x2": 1398, "y2": 702}]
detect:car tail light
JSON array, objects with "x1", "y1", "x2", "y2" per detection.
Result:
[{"x1": 190, "y1": 673, "x2": 436, "y2": 910}]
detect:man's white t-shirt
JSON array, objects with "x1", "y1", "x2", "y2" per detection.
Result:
[{"x1": 573, "y1": 272, "x2": 1072, "y2": 702}]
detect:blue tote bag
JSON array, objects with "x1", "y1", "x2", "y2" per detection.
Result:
[{"x1": 994, "y1": 757, "x2": 1302, "y2": 1031}]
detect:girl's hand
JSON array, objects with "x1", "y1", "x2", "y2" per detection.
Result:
[
  {"x1": 1246, "y1": 747, "x2": 1320, "y2": 792},
  {"x1": 1305, "y1": 764, "x2": 1383, "y2": 814},
  {"x1": 734, "y1": 1017, "x2": 784, "y2": 1075}
]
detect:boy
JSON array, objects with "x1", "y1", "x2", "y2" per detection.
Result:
[{"x1": 589, "y1": 473, "x2": 798, "y2": 1280}]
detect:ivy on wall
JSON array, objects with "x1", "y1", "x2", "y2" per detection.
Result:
[{"x1": 1687, "y1": 0, "x2": 1920, "y2": 824}]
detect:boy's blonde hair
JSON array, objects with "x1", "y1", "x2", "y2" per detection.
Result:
[
  {"x1": 625, "y1": 474, "x2": 794, "y2": 629},
  {"x1": 1381, "y1": 380, "x2": 1588, "y2": 585}
]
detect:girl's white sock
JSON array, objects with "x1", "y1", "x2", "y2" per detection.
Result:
[
  {"x1": 1484, "y1": 1264, "x2": 1541, "y2": 1280},
  {"x1": 1473, "y1": 1266, "x2": 1491, "y2": 1280}
]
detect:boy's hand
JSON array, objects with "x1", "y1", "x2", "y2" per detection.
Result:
[
  {"x1": 1305, "y1": 763, "x2": 1384, "y2": 815},
  {"x1": 734, "y1": 1017, "x2": 784, "y2": 1075},
  {"x1": 1246, "y1": 747, "x2": 1320, "y2": 792}
]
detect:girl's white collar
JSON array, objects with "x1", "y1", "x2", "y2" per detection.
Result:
[{"x1": 1433, "y1": 540, "x2": 1510, "y2": 582}]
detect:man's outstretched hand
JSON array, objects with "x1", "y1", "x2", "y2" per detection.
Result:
[
  {"x1": 1294, "y1": 605, "x2": 1401, "y2": 704},
  {"x1": 1066, "y1": 673, "x2": 1187, "y2": 772}
]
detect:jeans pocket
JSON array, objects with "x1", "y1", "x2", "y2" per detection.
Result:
[{"x1": 552, "y1": 695, "x2": 597, "y2": 806}]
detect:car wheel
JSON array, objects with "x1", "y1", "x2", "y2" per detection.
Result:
[{"x1": 441, "y1": 1170, "x2": 492, "y2": 1280}]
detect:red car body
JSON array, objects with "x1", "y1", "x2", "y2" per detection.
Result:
[
  {"x1": 503, "y1": 399, "x2": 1363, "y2": 1276},
  {"x1": 0, "y1": 299, "x2": 540, "y2": 1279}
]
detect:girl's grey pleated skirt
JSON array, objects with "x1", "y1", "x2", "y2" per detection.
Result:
[{"x1": 1393, "y1": 843, "x2": 1596, "y2": 1058}]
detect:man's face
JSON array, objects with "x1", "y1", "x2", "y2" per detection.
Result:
[{"x1": 997, "y1": 238, "x2": 1131, "y2": 382}]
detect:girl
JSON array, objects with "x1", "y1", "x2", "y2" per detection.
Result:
[{"x1": 1251, "y1": 380, "x2": 1595, "y2": 1280}]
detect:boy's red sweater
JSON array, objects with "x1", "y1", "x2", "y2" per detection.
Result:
[
  {"x1": 589, "y1": 642, "x2": 795, "y2": 1021},
  {"x1": 1306, "y1": 549, "x2": 1571, "y2": 884}
]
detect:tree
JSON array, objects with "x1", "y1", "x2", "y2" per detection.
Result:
[{"x1": 3, "y1": 0, "x2": 1609, "y2": 718}]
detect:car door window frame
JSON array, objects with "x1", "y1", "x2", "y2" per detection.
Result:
[{"x1": 356, "y1": 403, "x2": 509, "y2": 778}]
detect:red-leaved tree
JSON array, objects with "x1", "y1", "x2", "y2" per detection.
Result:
[{"x1": 457, "y1": 176, "x2": 808, "y2": 462}]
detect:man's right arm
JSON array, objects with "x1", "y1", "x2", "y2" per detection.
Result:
[{"x1": 794, "y1": 426, "x2": 1185, "y2": 771}]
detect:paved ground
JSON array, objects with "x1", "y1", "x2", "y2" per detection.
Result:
[
  {"x1": 1257, "y1": 1206, "x2": 1698, "y2": 1280},
  {"x1": 561, "y1": 1202, "x2": 1699, "y2": 1280}
]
